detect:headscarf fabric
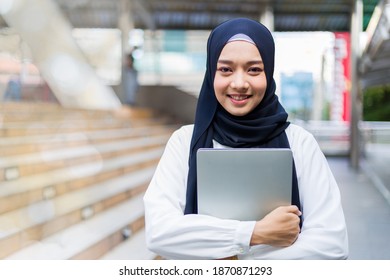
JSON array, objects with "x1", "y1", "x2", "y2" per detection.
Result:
[{"x1": 184, "y1": 18, "x2": 301, "y2": 223}]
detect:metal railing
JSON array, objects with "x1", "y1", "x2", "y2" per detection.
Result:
[
  {"x1": 360, "y1": 121, "x2": 390, "y2": 144},
  {"x1": 293, "y1": 120, "x2": 390, "y2": 156}
]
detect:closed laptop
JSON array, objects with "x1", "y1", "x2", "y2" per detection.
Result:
[{"x1": 197, "y1": 148, "x2": 292, "y2": 221}]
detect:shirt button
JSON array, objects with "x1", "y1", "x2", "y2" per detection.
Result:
[{"x1": 239, "y1": 248, "x2": 244, "y2": 254}]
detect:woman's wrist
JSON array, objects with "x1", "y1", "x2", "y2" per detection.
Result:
[{"x1": 250, "y1": 221, "x2": 266, "y2": 246}]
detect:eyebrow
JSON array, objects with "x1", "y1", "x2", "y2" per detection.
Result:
[{"x1": 217, "y1": 59, "x2": 264, "y2": 66}]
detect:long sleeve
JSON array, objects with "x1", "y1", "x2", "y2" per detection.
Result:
[
  {"x1": 244, "y1": 124, "x2": 349, "y2": 259},
  {"x1": 143, "y1": 125, "x2": 255, "y2": 259},
  {"x1": 143, "y1": 124, "x2": 349, "y2": 259}
]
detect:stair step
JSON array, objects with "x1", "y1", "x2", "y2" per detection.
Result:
[
  {"x1": 0, "y1": 134, "x2": 170, "y2": 179},
  {"x1": 0, "y1": 147, "x2": 164, "y2": 214},
  {"x1": 5, "y1": 194, "x2": 145, "y2": 259},
  {"x1": 0, "y1": 119, "x2": 163, "y2": 137},
  {"x1": 0, "y1": 102, "x2": 170, "y2": 137},
  {"x1": 0, "y1": 102, "x2": 154, "y2": 121},
  {"x1": 100, "y1": 229, "x2": 156, "y2": 260},
  {"x1": 0, "y1": 168, "x2": 154, "y2": 258},
  {"x1": 0, "y1": 125, "x2": 176, "y2": 156}
]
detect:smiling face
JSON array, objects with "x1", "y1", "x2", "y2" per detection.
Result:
[{"x1": 213, "y1": 41, "x2": 267, "y2": 117}]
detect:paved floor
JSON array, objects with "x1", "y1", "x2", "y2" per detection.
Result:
[
  {"x1": 363, "y1": 143, "x2": 390, "y2": 204},
  {"x1": 327, "y1": 155, "x2": 390, "y2": 260}
]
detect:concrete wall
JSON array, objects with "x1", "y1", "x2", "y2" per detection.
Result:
[{"x1": 136, "y1": 85, "x2": 197, "y2": 124}]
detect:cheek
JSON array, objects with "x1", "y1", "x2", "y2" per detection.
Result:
[
  {"x1": 213, "y1": 76, "x2": 227, "y2": 95},
  {"x1": 252, "y1": 77, "x2": 267, "y2": 94}
]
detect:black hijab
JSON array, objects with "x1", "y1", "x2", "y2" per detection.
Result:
[{"x1": 184, "y1": 18, "x2": 301, "y2": 222}]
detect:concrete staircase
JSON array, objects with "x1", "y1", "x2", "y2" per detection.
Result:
[{"x1": 0, "y1": 102, "x2": 178, "y2": 259}]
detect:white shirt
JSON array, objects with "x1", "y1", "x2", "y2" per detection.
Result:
[{"x1": 143, "y1": 124, "x2": 348, "y2": 259}]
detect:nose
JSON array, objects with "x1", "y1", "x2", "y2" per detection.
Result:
[{"x1": 230, "y1": 71, "x2": 249, "y2": 90}]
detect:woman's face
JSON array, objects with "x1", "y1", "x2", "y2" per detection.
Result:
[{"x1": 214, "y1": 41, "x2": 267, "y2": 117}]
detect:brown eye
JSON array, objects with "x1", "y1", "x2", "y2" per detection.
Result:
[
  {"x1": 249, "y1": 67, "x2": 263, "y2": 73},
  {"x1": 218, "y1": 67, "x2": 231, "y2": 73}
]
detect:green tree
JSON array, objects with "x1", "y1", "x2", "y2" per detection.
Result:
[{"x1": 363, "y1": 85, "x2": 390, "y2": 121}]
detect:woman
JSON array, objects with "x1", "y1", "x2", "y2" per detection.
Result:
[{"x1": 143, "y1": 18, "x2": 348, "y2": 260}]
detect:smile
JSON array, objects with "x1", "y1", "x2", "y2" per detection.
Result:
[{"x1": 228, "y1": 95, "x2": 250, "y2": 101}]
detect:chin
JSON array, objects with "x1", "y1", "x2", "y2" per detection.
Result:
[{"x1": 227, "y1": 108, "x2": 249, "y2": 117}]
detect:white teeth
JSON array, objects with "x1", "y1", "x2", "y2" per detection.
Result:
[{"x1": 230, "y1": 95, "x2": 248, "y2": 101}]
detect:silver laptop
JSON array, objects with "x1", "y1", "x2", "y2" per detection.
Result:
[{"x1": 197, "y1": 148, "x2": 292, "y2": 221}]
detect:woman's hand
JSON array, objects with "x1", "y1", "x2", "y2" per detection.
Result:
[{"x1": 250, "y1": 205, "x2": 301, "y2": 247}]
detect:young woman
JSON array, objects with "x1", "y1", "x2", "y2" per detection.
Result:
[{"x1": 143, "y1": 18, "x2": 348, "y2": 260}]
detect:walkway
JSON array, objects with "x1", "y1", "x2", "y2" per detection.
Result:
[
  {"x1": 327, "y1": 150, "x2": 390, "y2": 259},
  {"x1": 362, "y1": 143, "x2": 390, "y2": 203}
]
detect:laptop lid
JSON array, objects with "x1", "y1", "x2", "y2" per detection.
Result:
[{"x1": 197, "y1": 148, "x2": 292, "y2": 221}]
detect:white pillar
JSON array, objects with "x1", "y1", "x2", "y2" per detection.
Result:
[
  {"x1": 312, "y1": 54, "x2": 326, "y2": 121},
  {"x1": 118, "y1": 0, "x2": 134, "y2": 102},
  {"x1": 350, "y1": 0, "x2": 363, "y2": 169},
  {"x1": 119, "y1": 0, "x2": 135, "y2": 55},
  {"x1": 0, "y1": 0, "x2": 121, "y2": 110},
  {"x1": 260, "y1": 3, "x2": 275, "y2": 32}
]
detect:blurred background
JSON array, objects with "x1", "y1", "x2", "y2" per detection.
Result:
[{"x1": 0, "y1": 0, "x2": 389, "y2": 260}]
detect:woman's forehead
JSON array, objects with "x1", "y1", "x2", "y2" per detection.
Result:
[{"x1": 218, "y1": 41, "x2": 262, "y2": 60}]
